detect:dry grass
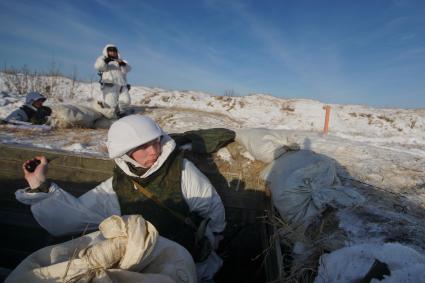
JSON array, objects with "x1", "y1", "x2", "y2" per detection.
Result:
[
  {"x1": 266, "y1": 207, "x2": 347, "y2": 283},
  {"x1": 160, "y1": 96, "x2": 170, "y2": 103},
  {"x1": 141, "y1": 98, "x2": 151, "y2": 104},
  {"x1": 377, "y1": 115, "x2": 394, "y2": 123},
  {"x1": 213, "y1": 142, "x2": 268, "y2": 191},
  {"x1": 358, "y1": 113, "x2": 374, "y2": 125},
  {"x1": 359, "y1": 113, "x2": 372, "y2": 118},
  {"x1": 155, "y1": 113, "x2": 174, "y2": 128},
  {"x1": 214, "y1": 96, "x2": 232, "y2": 102},
  {"x1": 281, "y1": 103, "x2": 295, "y2": 112}
]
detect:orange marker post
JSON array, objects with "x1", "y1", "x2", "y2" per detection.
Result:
[{"x1": 323, "y1": 105, "x2": 331, "y2": 135}]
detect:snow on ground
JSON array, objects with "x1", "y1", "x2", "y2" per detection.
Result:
[
  {"x1": 1, "y1": 73, "x2": 424, "y2": 189},
  {"x1": 1, "y1": 73, "x2": 425, "y2": 280},
  {"x1": 1, "y1": 73, "x2": 424, "y2": 192}
]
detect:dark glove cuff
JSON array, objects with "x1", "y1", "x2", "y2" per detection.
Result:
[
  {"x1": 119, "y1": 61, "x2": 126, "y2": 66},
  {"x1": 29, "y1": 179, "x2": 52, "y2": 193}
]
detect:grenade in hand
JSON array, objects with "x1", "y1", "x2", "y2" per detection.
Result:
[{"x1": 25, "y1": 159, "x2": 41, "y2": 172}]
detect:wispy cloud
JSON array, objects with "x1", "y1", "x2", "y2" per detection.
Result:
[
  {"x1": 0, "y1": 1, "x2": 106, "y2": 52},
  {"x1": 127, "y1": 38, "x2": 252, "y2": 95},
  {"x1": 1, "y1": 0, "x2": 424, "y2": 107},
  {"x1": 213, "y1": 1, "x2": 356, "y2": 100}
]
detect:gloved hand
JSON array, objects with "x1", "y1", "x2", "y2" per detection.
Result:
[
  {"x1": 23, "y1": 156, "x2": 48, "y2": 189},
  {"x1": 116, "y1": 59, "x2": 126, "y2": 66},
  {"x1": 104, "y1": 57, "x2": 114, "y2": 64}
]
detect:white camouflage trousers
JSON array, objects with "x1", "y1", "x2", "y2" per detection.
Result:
[{"x1": 99, "y1": 84, "x2": 131, "y2": 114}]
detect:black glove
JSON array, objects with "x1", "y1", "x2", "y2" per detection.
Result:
[
  {"x1": 31, "y1": 106, "x2": 52, "y2": 124},
  {"x1": 39, "y1": 106, "x2": 52, "y2": 116},
  {"x1": 119, "y1": 61, "x2": 127, "y2": 66},
  {"x1": 104, "y1": 57, "x2": 114, "y2": 64}
]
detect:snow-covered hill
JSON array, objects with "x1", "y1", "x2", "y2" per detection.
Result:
[
  {"x1": 2, "y1": 73, "x2": 425, "y2": 282},
  {"x1": 2, "y1": 72, "x2": 424, "y2": 146},
  {"x1": 1, "y1": 73, "x2": 424, "y2": 194}
]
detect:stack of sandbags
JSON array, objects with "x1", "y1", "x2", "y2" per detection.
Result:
[
  {"x1": 6, "y1": 215, "x2": 197, "y2": 283},
  {"x1": 49, "y1": 103, "x2": 103, "y2": 128},
  {"x1": 263, "y1": 150, "x2": 364, "y2": 225},
  {"x1": 236, "y1": 128, "x2": 364, "y2": 226},
  {"x1": 235, "y1": 128, "x2": 366, "y2": 279},
  {"x1": 235, "y1": 128, "x2": 300, "y2": 163}
]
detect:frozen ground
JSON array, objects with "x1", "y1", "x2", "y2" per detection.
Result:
[
  {"x1": 1, "y1": 73, "x2": 424, "y2": 193},
  {"x1": 1, "y1": 73, "x2": 425, "y2": 281}
]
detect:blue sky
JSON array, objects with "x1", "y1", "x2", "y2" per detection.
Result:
[{"x1": 0, "y1": 0, "x2": 424, "y2": 108}]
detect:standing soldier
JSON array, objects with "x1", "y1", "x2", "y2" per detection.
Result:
[{"x1": 94, "y1": 44, "x2": 131, "y2": 118}]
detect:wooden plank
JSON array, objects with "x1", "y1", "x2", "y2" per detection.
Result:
[
  {"x1": 0, "y1": 144, "x2": 113, "y2": 183},
  {"x1": 263, "y1": 199, "x2": 284, "y2": 282}
]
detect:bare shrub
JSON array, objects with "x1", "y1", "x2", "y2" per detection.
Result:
[
  {"x1": 142, "y1": 98, "x2": 151, "y2": 104},
  {"x1": 2, "y1": 69, "x2": 43, "y2": 96},
  {"x1": 223, "y1": 89, "x2": 236, "y2": 97},
  {"x1": 216, "y1": 96, "x2": 231, "y2": 102},
  {"x1": 69, "y1": 66, "x2": 78, "y2": 99},
  {"x1": 161, "y1": 96, "x2": 170, "y2": 103},
  {"x1": 359, "y1": 113, "x2": 374, "y2": 125},
  {"x1": 1, "y1": 65, "x2": 32, "y2": 94},
  {"x1": 281, "y1": 103, "x2": 295, "y2": 112},
  {"x1": 1, "y1": 61, "x2": 76, "y2": 99},
  {"x1": 359, "y1": 113, "x2": 372, "y2": 118}
]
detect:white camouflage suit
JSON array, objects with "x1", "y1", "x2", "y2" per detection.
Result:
[
  {"x1": 16, "y1": 115, "x2": 226, "y2": 281},
  {"x1": 94, "y1": 44, "x2": 131, "y2": 116}
]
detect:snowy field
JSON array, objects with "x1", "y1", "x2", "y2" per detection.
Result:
[
  {"x1": 1, "y1": 73, "x2": 425, "y2": 281},
  {"x1": 1, "y1": 73, "x2": 424, "y2": 193}
]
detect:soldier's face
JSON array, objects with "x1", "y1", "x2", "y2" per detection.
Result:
[
  {"x1": 107, "y1": 50, "x2": 118, "y2": 59},
  {"x1": 130, "y1": 138, "x2": 161, "y2": 168},
  {"x1": 33, "y1": 99, "x2": 45, "y2": 109}
]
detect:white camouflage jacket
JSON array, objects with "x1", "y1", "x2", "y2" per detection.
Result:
[
  {"x1": 15, "y1": 135, "x2": 226, "y2": 241},
  {"x1": 94, "y1": 44, "x2": 131, "y2": 86}
]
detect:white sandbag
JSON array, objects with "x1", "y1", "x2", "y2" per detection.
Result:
[
  {"x1": 314, "y1": 243, "x2": 425, "y2": 283},
  {"x1": 93, "y1": 116, "x2": 116, "y2": 129},
  {"x1": 50, "y1": 103, "x2": 103, "y2": 128},
  {"x1": 235, "y1": 128, "x2": 300, "y2": 163},
  {"x1": 92, "y1": 100, "x2": 118, "y2": 119},
  {"x1": 264, "y1": 150, "x2": 364, "y2": 224},
  {"x1": 6, "y1": 215, "x2": 197, "y2": 283}
]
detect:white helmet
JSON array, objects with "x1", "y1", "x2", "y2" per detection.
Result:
[{"x1": 107, "y1": 115, "x2": 163, "y2": 159}]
